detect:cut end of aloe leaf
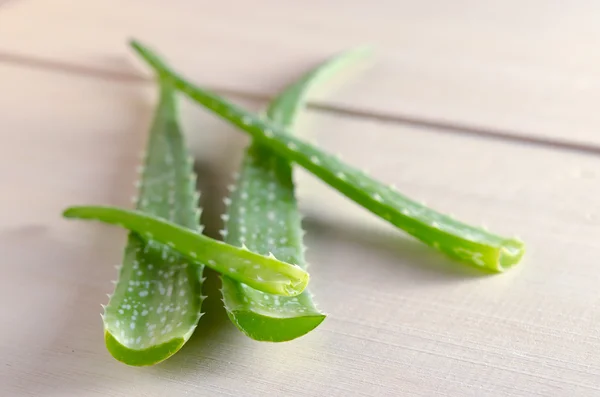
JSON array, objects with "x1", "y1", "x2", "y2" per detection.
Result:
[
  {"x1": 104, "y1": 330, "x2": 184, "y2": 366},
  {"x1": 286, "y1": 271, "x2": 310, "y2": 296},
  {"x1": 249, "y1": 266, "x2": 310, "y2": 297},
  {"x1": 224, "y1": 257, "x2": 310, "y2": 297},
  {"x1": 227, "y1": 311, "x2": 326, "y2": 342},
  {"x1": 496, "y1": 238, "x2": 526, "y2": 272},
  {"x1": 440, "y1": 235, "x2": 526, "y2": 273}
]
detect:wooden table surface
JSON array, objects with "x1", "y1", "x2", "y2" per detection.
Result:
[{"x1": 3, "y1": 1, "x2": 600, "y2": 396}]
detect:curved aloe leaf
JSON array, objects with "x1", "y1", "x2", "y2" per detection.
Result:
[
  {"x1": 220, "y1": 47, "x2": 370, "y2": 342},
  {"x1": 63, "y1": 206, "x2": 309, "y2": 296},
  {"x1": 129, "y1": 40, "x2": 526, "y2": 273},
  {"x1": 99, "y1": 82, "x2": 204, "y2": 366}
]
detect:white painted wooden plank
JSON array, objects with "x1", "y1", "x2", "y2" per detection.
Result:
[
  {"x1": 1, "y1": 0, "x2": 600, "y2": 147},
  {"x1": 2, "y1": 65, "x2": 600, "y2": 396}
]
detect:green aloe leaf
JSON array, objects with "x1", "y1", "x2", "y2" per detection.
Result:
[
  {"x1": 63, "y1": 206, "x2": 309, "y2": 296},
  {"x1": 129, "y1": 40, "x2": 526, "y2": 273},
  {"x1": 220, "y1": 47, "x2": 370, "y2": 342},
  {"x1": 98, "y1": 82, "x2": 204, "y2": 366}
]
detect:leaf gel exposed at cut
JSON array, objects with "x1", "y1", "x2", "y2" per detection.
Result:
[
  {"x1": 220, "y1": 47, "x2": 370, "y2": 342},
  {"x1": 100, "y1": 82, "x2": 204, "y2": 366},
  {"x1": 129, "y1": 40, "x2": 525, "y2": 273}
]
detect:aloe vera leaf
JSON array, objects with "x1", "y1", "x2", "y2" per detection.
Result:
[
  {"x1": 129, "y1": 40, "x2": 526, "y2": 273},
  {"x1": 63, "y1": 206, "x2": 309, "y2": 296},
  {"x1": 96, "y1": 82, "x2": 204, "y2": 366},
  {"x1": 220, "y1": 48, "x2": 370, "y2": 342}
]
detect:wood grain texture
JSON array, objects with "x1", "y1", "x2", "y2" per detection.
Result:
[
  {"x1": 2, "y1": 63, "x2": 600, "y2": 396},
  {"x1": 1, "y1": 0, "x2": 600, "y2": 147}
]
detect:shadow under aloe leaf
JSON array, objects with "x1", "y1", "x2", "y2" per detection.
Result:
[
  {"x1": 193, "y1": 160, "x2": 228, "y2": 241},
  {"x1": 301, "y1": 213, "x2": 492, "y2": 279}
]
